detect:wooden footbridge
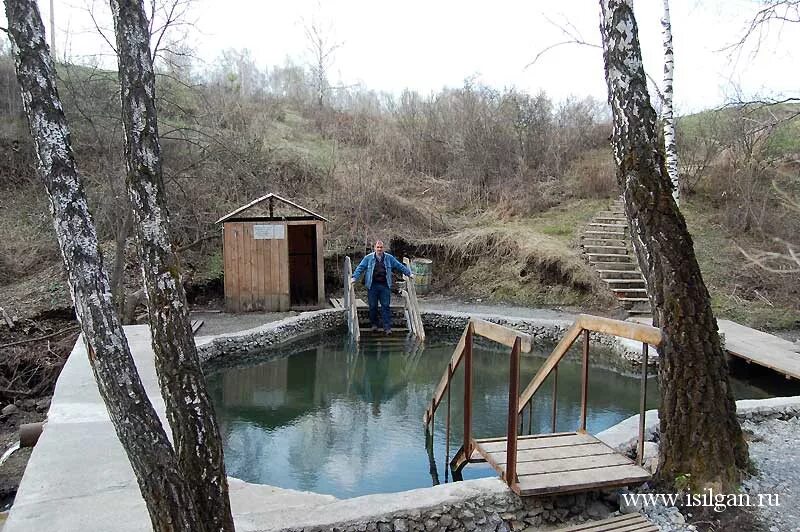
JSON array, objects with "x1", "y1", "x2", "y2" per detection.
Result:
[
  {"x1": 339, "y1": 256, "x2": 425, "y2": 341},
  {"x1": 629, "y1": 316, "x2": 800, "y2": 381},
  {"x1": 424, "y1": 315, "x2": 662, "y2": 497}
]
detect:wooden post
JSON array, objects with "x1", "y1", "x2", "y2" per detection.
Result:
[
  {"x1": 505, "y1": 337, "x2": 521, "y2": 488},
  {"x1": 580, "y1": 329, "x2": 590, "y2": 433},
  {"x1": 463, "y1": 322, "x2": 474, "y2": 459},
  {"x1": 551, "y1": 364, "x2": 559, "y2": 434},
  {"x1": 638, "y1": 343, "x2": 649, "y2": 466},
  {"x1": 445, "y1": 362, "x2": 452, "y2": 482}
]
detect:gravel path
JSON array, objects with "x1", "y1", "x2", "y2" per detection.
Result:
[
  {"x1": 190, "y1": 310, "x2": 296, "y2": 336},
  {"x1": 419, "y1": 295, "x2": 581, "y2": 321},
  {"x1": 743, "y1": 417, "x2": 800, "y2": 532}
]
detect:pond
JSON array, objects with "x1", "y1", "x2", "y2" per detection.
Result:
[{"x1": 206, "y1": 333, "x2": 778, "y2": 499}]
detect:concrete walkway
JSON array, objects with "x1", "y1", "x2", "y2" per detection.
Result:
[{"x1": 2, "y1": 326, "x2": 338, "y2": 532}]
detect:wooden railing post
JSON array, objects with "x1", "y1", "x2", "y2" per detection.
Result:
[
  {"x1": 638, "y1": 343, "x2": 649, "y2": 466},
  {"x1": 445, "y1": 361, "x2": 452, "y2": 482},
  {"x1": 551, "y1": 365, "x2": 559, "y2": 433},
  {"x1": 505, "y1": 337, "x2": 521, "y2": 488},
  {"x1": 463, "y1": 322, "x2": 474, "y2": 459},
  {"x1": 579, "y1": 329, "x2": 590, "y2": 432}
]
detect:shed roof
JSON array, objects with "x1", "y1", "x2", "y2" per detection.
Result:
[{"x1": 215, "y1": 193, "x2": 330, "y2": 224}]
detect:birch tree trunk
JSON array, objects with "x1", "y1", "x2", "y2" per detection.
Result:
[
  {"x1": 4, "y1": 1, "x2": 203, "y2": 529},
  {"x1": 599, "y1": 0, "x2": 748, "y2": 491},
  {"x1": 108, "y1": 1, "x2": 234, "y2": 530},
  {"x1": 661, "y1": 0, "x2": 680, "y2": 204}
]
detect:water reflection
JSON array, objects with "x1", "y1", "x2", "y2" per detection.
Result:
[{"x1": 206, "y1": 335, "x2": 778, "y2": 499}]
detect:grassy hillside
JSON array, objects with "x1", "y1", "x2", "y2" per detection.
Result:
[{"x1": 0, "y1": 57, "x2": 797, "y2": 333}]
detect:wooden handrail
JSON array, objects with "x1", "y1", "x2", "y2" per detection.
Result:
[
  {"x1": 423, "y1": 325, "x2": 469, "y2": 425},
  {"x1": 343, "y1": 256, "x2": 360, "y2": 341},
  {"x1": 517, "y1": 314, "x2": 661, "y2": 414},
  {"x1": 423, "y1": 319, "x2": 532, "y2": 426},
  {"x1": 403, "y1": 258, "x2": 425, "y2": 340},
  {"x1": 472, "y1": 319, "x2": 532, "y2": 352}
]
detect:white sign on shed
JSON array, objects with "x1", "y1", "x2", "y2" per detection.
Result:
[{"x1": 253, "y1": 224, "x2": 285, "y2": 240}]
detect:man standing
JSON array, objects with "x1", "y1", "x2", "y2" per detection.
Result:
[{"x1": 351, "y1": 240, "x2": 413, "y2": 334}]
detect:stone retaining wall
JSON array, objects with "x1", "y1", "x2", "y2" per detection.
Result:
[
  {"x1": 195, "y1": 308, "x2": 346, "y2": 363},
  {"x1": 265, "y1": 479, "x2": 617, "y2": 532}
]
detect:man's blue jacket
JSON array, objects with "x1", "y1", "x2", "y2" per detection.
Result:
[{"x1": 352, "y1": 252, "x2": 412, "y2": 289}]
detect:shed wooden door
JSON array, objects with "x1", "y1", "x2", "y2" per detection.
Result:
[{"x1": 288, "y1": 224, "x2": 317, "y2": 306}]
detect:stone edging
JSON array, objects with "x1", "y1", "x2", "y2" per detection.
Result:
[
  {"x1": 422, "y1": 309, "x2": 656, "y2": 365},
  {"x1": 195, "y1": 308, "x2": 346, "y2": 363},
  {"x1": 193, "y1": 307, "x2": 654, "y2": 369},
  {"x1": 598, "y1": 396, "x2": 800, "y2": 454}
]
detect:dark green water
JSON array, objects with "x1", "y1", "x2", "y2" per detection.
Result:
[{"x1": 206, "y1": 334, "x2": 778, "y2": 499}]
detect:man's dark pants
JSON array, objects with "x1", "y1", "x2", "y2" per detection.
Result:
[{"x1": 368, "y1": 282, "x2": 392, "y2": 331}]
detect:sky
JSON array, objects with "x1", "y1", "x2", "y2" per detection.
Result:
[{"x1": 15, "y1": 0, "x2": 800, "y2": 114}]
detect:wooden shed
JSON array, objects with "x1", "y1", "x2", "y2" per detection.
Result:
[{"x1": 216, "y1": 193, "x2": 329, "y2": 312}]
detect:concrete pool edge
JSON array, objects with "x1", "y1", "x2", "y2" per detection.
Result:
[
  {"x1": 12, "y1": 310, "x2": 797, "y2": 531},
  {"x1": 191, "y1": 307, "x2": 653, "y2": 369},
  {"x1": 597, "y1": 396, "x2": 800, "y2": 455}
]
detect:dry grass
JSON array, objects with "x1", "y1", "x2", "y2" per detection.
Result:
[{"x1": 414, "y1": 207, "x2": 615, "y2": 308}]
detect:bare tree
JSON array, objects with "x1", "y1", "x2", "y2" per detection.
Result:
[
  {"x1": 108, "y1": 1, "x2": 234, "y2": 530},
  {"x1": 599, "y1": 0, "x2": 748, "y2": 490},
  {"x1": 303, "y1": 18, "x2": 342, "y2": 108},
  {"x1": 3, "y1": 0, "x2": 205, "y2": 529}
]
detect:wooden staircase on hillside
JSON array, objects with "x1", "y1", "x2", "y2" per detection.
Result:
[{"x1": 581, "y1": 200, "x2": 651, "y2": 316}]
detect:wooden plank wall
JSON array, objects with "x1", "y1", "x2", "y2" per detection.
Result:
[{"x1": 223, "y1": 221, "x2": 290, "y2": 312}]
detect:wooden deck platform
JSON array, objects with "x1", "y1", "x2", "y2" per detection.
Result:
[
  {"x1": 718, "y1": 319, "x2": 800, "y2": 380},
  {"x1": 557, "y1": 513, "x2": 657, "y2": 531},
  {"x1": 629, "y1": 317, "x2": 800, "y2": 380},
  {"x1": 469, "y1": 432, "x2": 651, "y2": 496}
]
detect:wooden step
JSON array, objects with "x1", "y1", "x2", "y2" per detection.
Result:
[
  {"x1": 605, "y1": 282, "x2": 646, "y2": 289},
  {"x1": 588, "y1": 223, "x2": 627, "y2": 229},
  {"x1": 586, "y1": 253, "x2": 632, "y2": 261},
  {"x1": 359, "y1": 326, "x2": 410, "y2": 333},
  {"x1": 582, "y1": 245, "x2": 627, "y2": 252},
  {"x1": 581, "y1": 234, "x2": 627, "y2": 242},
  {"x1": 582, "y1": 241, "x2": 628, "y2": 248},
  {"x1": 597, "y1": 271, "x2": 642, "y2": 280},
  {"x1": 627, "y1": 308, "x2": 653, "y2": 315},
  {"x1": 584, "y1": 230, "x2": 626, "y2": 237},
  {"x1": 594, "y1": 216, "x2": 627, "y2": 223},
  {"x1": 619, "y1": 297, "x2": 650, "y2": 302},
  {"x1": 603, "y1": 278, "x2": 645, "y2": 284},
  {"x1": 612, "y1": 288, "x2": 648, "y2": 294},
  {"x1": 594, "y1": 261, "x2": 638, "y2": 269}
]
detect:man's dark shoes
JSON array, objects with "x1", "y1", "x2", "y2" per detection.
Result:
[
  {"x1": 370, "y1": 326, "x2": 379, "y2": 332},
  {"x1": 384, "y1": 329, "x2": 392, "y2": 336}
]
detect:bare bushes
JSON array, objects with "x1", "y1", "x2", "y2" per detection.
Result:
[
  {"x1": 0, "y1": 311, "x2": 77, "y2": 402},
  {"x1": 565, "y1": 148, "x2": 617, "y2": 199},
  {"x1": 688, "y1": 105, "x2": 800, "y2": 242}
]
